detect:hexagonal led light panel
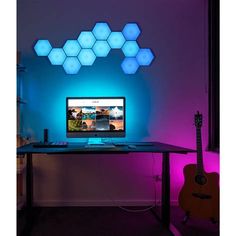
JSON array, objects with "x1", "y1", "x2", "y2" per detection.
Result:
[
  {"x1": 92, "y1": 22, "x2": 111, "y2": 40},
  {"x1": 136, "y1": 48, "x2": 155, "y2": 66},
  {"x1": 48, "y1": 48, "x2": 66, "y2": 65},
  {"x1": 63, "y1": 57, "x2": 81, "y2": 74},
  {"x1": 34, "y1": 22, "x2": 155, "y2": 75},
  {"x1": 77, "y1": 31, "x2": 96, "y2": 48},
  {"x1": 121, "y1": 58, "x2": 139, "y2": 74},
  {"x1": 78, "y1": 49, "x2": 96, "y2": 66},
  {"x1": 122, "y1": 23, "x2": 141, "y2": 40},
  {"x1": 93, "y1": 41, "x2": 111, "y2": 57},
  {"x1": 63, "y1": 40, "x2": 81, "y2": 56},
  {"x1": 107, "y1": 32, "x2": 126, "y2": 49},
  {"x1": 34, "y1": 40, "x2": 52, "y2": 56},
  {"x1": 122, "y1": 41, "x2": 139, "y2": 57}
]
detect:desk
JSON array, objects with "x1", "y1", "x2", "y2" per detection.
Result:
[{"x1": 17, "y1": 142, "x2": 195, "y2": 236}]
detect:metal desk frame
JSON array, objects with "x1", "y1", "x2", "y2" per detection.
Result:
[{"x1": 18, "y1": 142, "x2": 195, "y2": 236}]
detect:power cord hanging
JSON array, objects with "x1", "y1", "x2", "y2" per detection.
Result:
[{"x1": 97, "y1": 152, "x2": 158, "y2": 213}]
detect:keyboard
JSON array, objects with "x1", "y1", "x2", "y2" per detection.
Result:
[
  {"x1": 114, "y1": 142, "x2": 154, "y2": 146},
  {"x1": 33, "y1": 142, "x2": 68, "y2": 148},
  {"x1": 84, "y1": 144, "x2": 116, "y2": 149}
]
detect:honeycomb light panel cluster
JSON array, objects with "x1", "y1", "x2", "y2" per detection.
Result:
[{"x1": 33, "y1": 22, "x2": 155, "y2": 75}]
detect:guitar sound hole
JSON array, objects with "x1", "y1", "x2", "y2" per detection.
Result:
[{"x1": 195, "y1": 175, "x2": 207, "y2": 185}]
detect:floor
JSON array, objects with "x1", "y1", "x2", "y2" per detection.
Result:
[{"x1": 17, "y1": 206, "x2": 219, "y2": 236}]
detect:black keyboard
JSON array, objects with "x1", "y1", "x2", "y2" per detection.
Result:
[
  {"x1": 114, "y1": 142, "x2": 154, "y2": 146},
  {"x1": 84, "y1": 144, "x2": 116, "y2": 149},
  {"x1": 33, "y1": 142, "x2": 68, "y2": 148}
]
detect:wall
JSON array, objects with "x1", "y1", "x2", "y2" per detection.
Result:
[{"x1": 17, "y1": 0, "x2": 219, "y2": 206}]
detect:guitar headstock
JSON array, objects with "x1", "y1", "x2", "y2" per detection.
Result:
[{"x1": 194, "y1": 111, "x2": 202, "y2": 128}]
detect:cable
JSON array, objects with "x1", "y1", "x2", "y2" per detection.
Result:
[
  {"x1": 118, "y1": 153, "x2": 158, "y2": 213},
  {"x1": 152, "y1": 152, "x2": 157, "y2": 207},
  {"x1": 97, "y1": 152, "x2": 158, "y2": 213}
]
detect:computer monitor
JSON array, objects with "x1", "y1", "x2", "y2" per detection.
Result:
[{"x1": 66, "y1": 97, "x2": 126, "y2": 138}]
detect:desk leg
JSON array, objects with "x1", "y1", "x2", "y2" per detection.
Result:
[
  {"x1": 20, "y1": 153, "x2": 34, "y2": 236},
  {"x1": 161, "y1": 153, "x2": 182, "y2": 236},
  {"x1": 26, "y1": 153, "x2": 33, "y2": 209},
  {"x1": 162, "y1": 152, "x2": 170, "y2": 227}
]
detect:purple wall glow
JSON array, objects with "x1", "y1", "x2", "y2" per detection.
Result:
[{"x1": 17, "y1": 0, "x2": 219, "y2": 204}]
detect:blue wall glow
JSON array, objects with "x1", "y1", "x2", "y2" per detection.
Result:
[
  {"x1": 21, "y1": 51, "x2": 153, "y2": 142},
  {"x1": 33, "y1": 22, "x2": 155, "y2": 75}
]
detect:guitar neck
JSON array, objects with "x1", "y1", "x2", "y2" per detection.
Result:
[{"x1": 196, "y1": 127, "x2": 204, "y2": 174}]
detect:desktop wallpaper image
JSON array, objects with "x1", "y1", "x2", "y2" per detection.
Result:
[
  {"x1": 17, "y1": 0, "x2": 219, "y2": 205},
  {"x1": 67, "y1": 105, "x2": 124, "y2": 131}
]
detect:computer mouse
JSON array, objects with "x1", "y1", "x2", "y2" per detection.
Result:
[{"x1": 128, "y1": 145, "x2": 136, "y2": 149}]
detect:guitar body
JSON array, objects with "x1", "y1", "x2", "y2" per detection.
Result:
[{"x1": 179, "y1": 164, "x2": 219, "y2": 220}]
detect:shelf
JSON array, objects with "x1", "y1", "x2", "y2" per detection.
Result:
[
  {"x1": 17, "y1": 64, "x2": 26, "y2": 72},
  {"x1": 17, "y1": 195, "x2": 26, "y2": 210},
  {"x1": 17, "y1": 96, "x2": 27, "y2": 104},
  {"x1": 17, "y1": 163, "x2": 26, "y2": 174}
]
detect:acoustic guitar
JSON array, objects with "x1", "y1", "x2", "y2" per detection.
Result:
[{"x1": 178, "y1": 111, "x2": 219, "y2": 221}]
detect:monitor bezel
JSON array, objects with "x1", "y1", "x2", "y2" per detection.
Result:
[{"x1": 66, "y1": 97, "x2": 126, "y2": 138}]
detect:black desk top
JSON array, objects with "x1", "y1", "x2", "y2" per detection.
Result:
[{"x1": 17, "y1": 142, "x2": 195, "y2": 155}]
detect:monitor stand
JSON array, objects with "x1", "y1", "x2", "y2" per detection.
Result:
[
  {"x1": 85, "y1": 138, "x2": 115, "y2": 148},
  {"x1": 87, "y1": 138, "x2": 105, "y2": 145}
]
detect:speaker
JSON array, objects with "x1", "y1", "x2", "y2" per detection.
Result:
[{"x1": 44, "y1": 129, "x2": 48, "y2": 143}]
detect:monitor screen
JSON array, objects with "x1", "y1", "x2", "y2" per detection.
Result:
[{"x1": 66, "y1": 97, "x2": 126, "y2": 137}]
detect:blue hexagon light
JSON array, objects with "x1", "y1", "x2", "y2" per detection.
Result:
[
  {"x1": 92, "y1": 22, "x2": 111, "y2": 40},
  {"x1": 78, "y1": 49, "x2": 96, "y2": 66},
  {"x1": 122, "y1": 41, "x2": 139, "y2": 57},
  {"x1": 34, "y1": 22, "x2": 155, "y2": 75},
  {"x1": 122, "y1": 23, "x2": 141, "y2": 40},
  {"x1": 121, "y1": 58, "x2": 139, "y2": 74},
  {"x1": 63, "y1": 57, "x2": 81, "y2": 74},
  {"x1": 48, "y1": 48, "x2": 66, "y2": 65},
  {"x1": 136, "y1": 48, "x2": 155, "y2": 66},
  {"x1": 77, "y1": 31, "x2": 96, "y2": 48},
  {"x1": 107, "y1": 32, "x2": 126, "y2": 49},
  {"x1": 63, "y1": 40, "x2": 81, "y2": 56},
  {"x1": 34, "y1": 40, "x2": 52, "y2": 56},
  {"x1": 93, "y1": 41, "x2": 111, "y2": 57}
]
